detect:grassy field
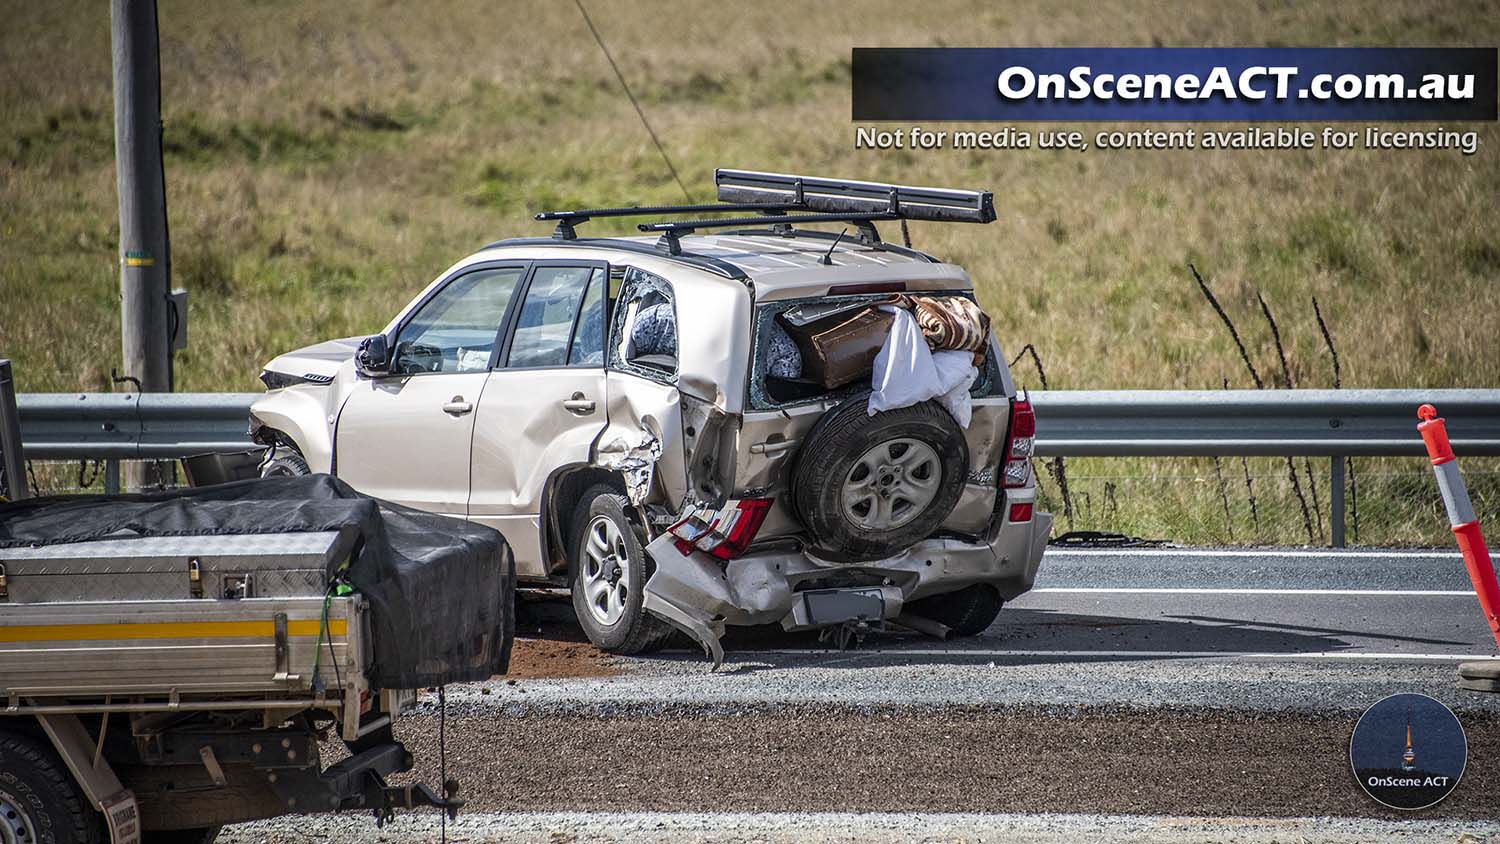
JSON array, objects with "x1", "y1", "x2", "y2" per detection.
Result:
[{"x1": 2, "y1": 1, "x2": 1496, "y2": 542}]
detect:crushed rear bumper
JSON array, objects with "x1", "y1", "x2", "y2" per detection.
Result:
[{"x1": 642, "y1": 507, "x2": 1051, "y2": 666}]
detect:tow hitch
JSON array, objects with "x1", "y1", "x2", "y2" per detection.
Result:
[
  {"x1": 260, "y1": 740, "x2": 464, "y2": 824},
  {"x1": 377, "y1": 779, "x2": 463, "y2": 825}
]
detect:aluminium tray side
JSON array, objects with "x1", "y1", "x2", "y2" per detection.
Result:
[{"x1": 0, "y1": 596, "x2": 365, "y2": 700}]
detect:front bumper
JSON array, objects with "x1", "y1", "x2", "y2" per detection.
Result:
[{"x1": 642, "y1": 507, "x2": 1052, "y2": 666}]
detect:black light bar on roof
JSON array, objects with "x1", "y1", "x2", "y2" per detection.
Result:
[{"x1": 714, "y1": 169, "x2": 996, "y2": 224}]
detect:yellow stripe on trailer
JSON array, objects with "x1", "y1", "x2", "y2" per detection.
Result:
[{"x1": 0, "y1": 618, "x2": 348, "y2": 643}]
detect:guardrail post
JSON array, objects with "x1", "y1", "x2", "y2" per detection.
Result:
[
  {"x1": 1330, "y1": 456, "x2": 1346, "y2": 548},
  {"x1": 0, "y1": 360, "x2": 29, "y2": 500},
  {"x1": 104, "y1": 459, "x2": 121, "y2": 495}
]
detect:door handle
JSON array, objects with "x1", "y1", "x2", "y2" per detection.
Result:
[
  {"x1": 562, "y1": 392, "x2": 596, "y2": 415},
  {"x1": 442, "y1": 396, "x2": 473, "y2": 415},
  {"x1": 750, "y1": 438, "x2": 799, "y2": 456}
]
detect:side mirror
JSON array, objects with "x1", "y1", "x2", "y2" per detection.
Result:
[{"x1": 355, "y1": 334, "x2": 392, "y2": 377}]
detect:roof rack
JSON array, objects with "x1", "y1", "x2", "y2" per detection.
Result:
[
  {"x1": 638, "y1": 211, "x2": 897, "y2": 256},
  {"x1": 529, "y1": 168, "x2": 995, "y2": 258}
]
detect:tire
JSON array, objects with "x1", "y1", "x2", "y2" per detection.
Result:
[
  {"x1": 0, "y1": 730, "x2": 105, "y2": 844},
  {"x1": 259, "y1": 445, "x2": 310, "y2": 478},
  {"x1": 905, "y1": 584, "x2": 1004, "y2": 636},
  {"x1": 569, "y1": 485, "x2": 674, "y2": 654},
  {"x1": 791, "y1": 393, "x2": 968, "y2": 562}
]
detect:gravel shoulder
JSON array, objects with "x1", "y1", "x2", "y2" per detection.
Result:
[
  {"x1": 222, "y1": 811, "x2": 1500, "y2": 844},
  {"x1": 381, "y1": 706, "x2": 1497, "y2": 819}
]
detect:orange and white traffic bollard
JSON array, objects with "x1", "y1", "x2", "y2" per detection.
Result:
[{"x1": 1418, "y1": 403, "x2": 1500, "y2": 652}]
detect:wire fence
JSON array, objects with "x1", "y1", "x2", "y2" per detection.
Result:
[
  {"x1": 16, "y1": 458, "x2": 182, "y2": 498},
  {"x1": 1034, "y1": 455, "x2": 1500, "y2": 547}
]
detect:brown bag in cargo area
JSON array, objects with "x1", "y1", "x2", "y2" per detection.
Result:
[{"x1": 778, "y1": 305, "x2": 895, "y2": 389}]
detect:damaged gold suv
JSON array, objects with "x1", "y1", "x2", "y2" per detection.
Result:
[{"x1": 250, "y1": 170, "x2": 1051, "y2": 664}]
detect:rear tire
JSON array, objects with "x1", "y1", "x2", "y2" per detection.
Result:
[
  {"x1": 905, "y1": 584, "x2": 1004, "y2": 636},
  {"x1": 569, "y1": 486, "x2": 674, "y2": 654},
  {"x1": 0, "y1": 730, "x2": 105, "y2": 844}
]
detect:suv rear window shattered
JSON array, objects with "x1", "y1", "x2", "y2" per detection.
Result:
[{"x1": 748, "y1": 290, "x2": 1004, "y2": 411}]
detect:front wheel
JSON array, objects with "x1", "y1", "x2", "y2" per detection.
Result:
[
  {"x1": 0, "y1": 731, "x2": 105, "y2": 844},
  {"x1": 259, "y1": 443, "x2": 310, "y2": 478},
  {"x1": 569, "y1": 486, "x2": 673, "y2": 654}
]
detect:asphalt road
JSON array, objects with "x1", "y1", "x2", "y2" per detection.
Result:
[
  {"x1": 222, "y1": 546, "x2": 1500, "y2": 843},
  {"x1": 436, "y1": 546, "x2": 1500, "y2": 715}
]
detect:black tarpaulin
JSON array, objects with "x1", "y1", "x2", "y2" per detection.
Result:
[{"x1": 0, "y1": 474, "x2": 513, "y2": 688}]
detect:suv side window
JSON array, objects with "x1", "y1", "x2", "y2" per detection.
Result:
[
  {"x1": 393, "y1": 266, "x2": 524, "y2": 374},
  {"x1": 567, "y1": 269, "x2": 607, "y2": 366},
  {"x1": 608, "y1": 268, "x2": 677, "y2": 383},
  {"x1": 505, "y1": 266, "x2": 604, "y2": 369}
]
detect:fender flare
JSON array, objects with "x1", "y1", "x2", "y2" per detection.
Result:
[
  {"x1": 538, "y1": 464, "x2": 629, "y2": 578},
  {"x1": 248, "y1": 387, "x2": 337, "y2": 474}
]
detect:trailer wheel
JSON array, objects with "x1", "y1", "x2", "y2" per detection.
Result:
[{"x1": 0, "y1": 730, "x2": 105, "y2": 844}]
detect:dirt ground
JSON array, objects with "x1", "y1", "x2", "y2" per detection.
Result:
[{"x1": 504, "y1": 633, "x2": 620, "y2": 680}]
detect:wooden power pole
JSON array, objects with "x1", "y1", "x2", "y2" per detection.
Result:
[{"x1": 111, "y1": 0, "x2": 172, "y2": 489}]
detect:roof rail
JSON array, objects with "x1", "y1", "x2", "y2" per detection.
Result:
[
  {"x1": 481, "y1": 236, "x2": 750, "y2": 280},
  {"x1": 535, "y1": 202, "x2": 799, "y2": 240},
  {"x1": 715, "y1": 169, "x2": 995, "y2": 224}
]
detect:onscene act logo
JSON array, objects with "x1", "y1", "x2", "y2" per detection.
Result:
[{"x1": 1350, "y1": 693, "x2": 1468, "y2": 810}]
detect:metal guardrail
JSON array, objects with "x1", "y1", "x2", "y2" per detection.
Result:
[
  {"x1": 12, "y1": 388, "x2": 1499, "y2": 461},
  {"x1": 1030, "y1": 389, "x2": 1500, "y2": 457},
  {"x1": 5, "y1": 386, "x2": 1498, "y2": 545},
  {"x1": 15, "y1": 392, "x2": 260, "y2": 460}
]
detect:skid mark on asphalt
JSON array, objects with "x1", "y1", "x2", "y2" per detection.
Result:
[
  {"x1": 735, "y1": 648, "x2": 1500, "y2": 661},
  {"x1": 1035, "y1": 587, "x2": 1474, "y2": 595},
  {"x1": 1047, "y1": 548, "x2": 1462, "y2": 559}
]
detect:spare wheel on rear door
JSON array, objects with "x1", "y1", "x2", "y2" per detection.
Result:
[{"x1": 791, "y1": 391, "x2": 968, "y2": 562}]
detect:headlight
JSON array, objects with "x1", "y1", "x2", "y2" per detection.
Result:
[{"x1": 260, "y1": 370, "x2": 310, "y2": 390}]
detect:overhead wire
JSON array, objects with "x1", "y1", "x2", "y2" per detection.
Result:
[{"x1": 573, "y1": 0, "x2": 695, "y2": 203}]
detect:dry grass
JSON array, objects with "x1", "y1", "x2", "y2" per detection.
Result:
[{"x1": 2, "y1": 0, "x2": 1496, "y2": 542}]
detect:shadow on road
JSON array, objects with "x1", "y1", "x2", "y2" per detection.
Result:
[
  {"x1": 1165, "y1": 613, "x2": 1469, "y2": 647},
  {"x1": 680, "y1": 608, "x2": 1350, "y2": 669},
  {"x1": 517, "y1": 592, "x2": 1461, "y2": 672}
]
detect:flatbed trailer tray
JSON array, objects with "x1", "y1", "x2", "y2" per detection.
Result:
[{"x1": 0, "y1": 594, "x2": 371, "y2": 734}]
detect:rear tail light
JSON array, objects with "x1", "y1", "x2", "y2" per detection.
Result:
[
  {"x1": 1002, "y1": 395, "x2": 1036, "y2": 489},
  {"x1": 669, "y1": 498, "x2": 773, "y2": 560},
  {"x1": 1008, "y1": 502, "x2": 1034, "y2": 522}
]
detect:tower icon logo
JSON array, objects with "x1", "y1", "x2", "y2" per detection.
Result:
[
  {"x1": 1401, "y1": 709, "x2": 1417, "y2": 773},
  {"x1": 1351, "y1": 693, "x2": 1466, "y2": 811}
]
